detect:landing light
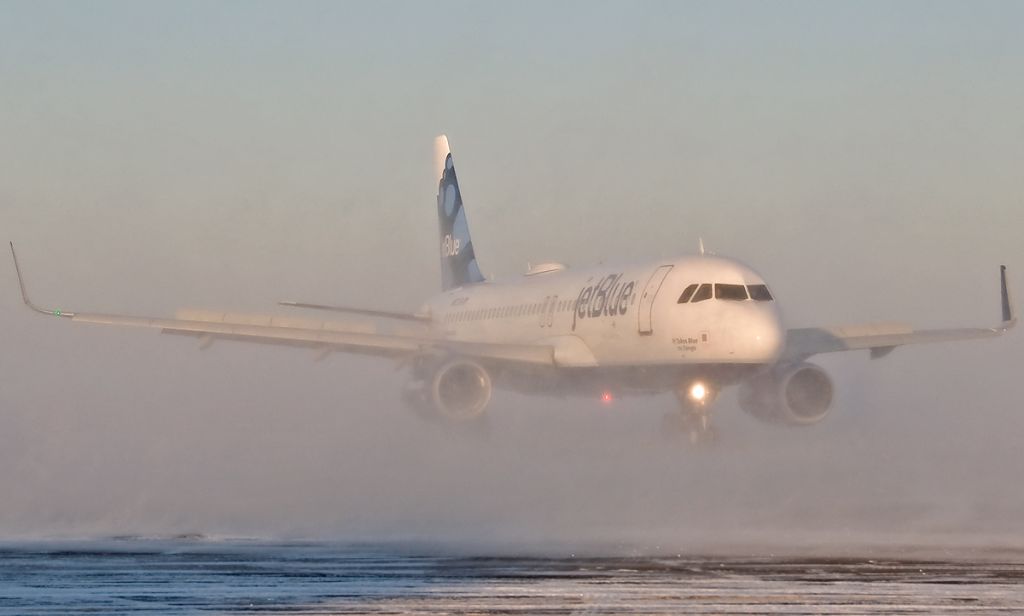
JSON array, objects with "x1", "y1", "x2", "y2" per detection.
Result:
[{"x1": 688, "y1": 382, "x2": 707, "y2": 402}]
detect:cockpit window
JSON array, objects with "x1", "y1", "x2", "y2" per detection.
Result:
[
  {"x1": 690, "y1": 283, "x2": 713, "y2": 303},
  {"x1": 715, "y1": 283, "x2": 749, "y2": 301},
  {"x1": 677, "y1": 284, "x2": 699, "y2": 304},
  {"x1": 748, "y1": 284, "x2": 773, "y2": 301}
]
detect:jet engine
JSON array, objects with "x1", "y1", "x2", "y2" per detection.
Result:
[
  {"x1": 403, "y1": 358, "x2": 493, "y2": 421},
  {"x1": 738, "y1": 362, "x2": 833, "y2": 426}
]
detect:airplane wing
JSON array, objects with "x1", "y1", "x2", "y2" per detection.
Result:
[
  {"x1": 784, "y1": 266, "x2": 1016, "y2": 362},
  {"x1": 9, "y1": 243, "x2": 554, "y2": 366},
  {"x1": 277, "y1": 300, "x2": 430, "y2": 322}
]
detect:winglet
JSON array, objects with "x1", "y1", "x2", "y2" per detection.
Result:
[
  {"x1": 1000, "y1": 265, "x2": 1016, "y2": 329},
  {"x1": 9, "y1": 242, "x2": 75, "y2": 317}
]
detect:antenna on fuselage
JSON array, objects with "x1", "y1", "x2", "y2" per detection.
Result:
[{"x1": 698, "y1": 237, "x2": 706, "y2": 256}]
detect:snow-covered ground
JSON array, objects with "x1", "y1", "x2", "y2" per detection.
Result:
[{"x1": 1, "y1": 540, "x2": 1022, "y2": 614}]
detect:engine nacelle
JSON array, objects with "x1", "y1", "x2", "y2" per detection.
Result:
[
  {"x1": 738, "y1": 362, "x2": 834, "y2": 426},
  {"x1": 410, "y1": 358, "x2": 492, "y2": 421}
]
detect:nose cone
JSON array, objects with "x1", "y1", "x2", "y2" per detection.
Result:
[{"x1": 745, "y1": 304, "x2": 784, "y2": 362}]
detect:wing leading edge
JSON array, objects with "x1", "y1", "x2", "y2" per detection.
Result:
[
  {"x1": 9, "y1": 243, "x2": 554, "y2": 366},
  {"x1": 784, "y1": 266, "x2": 1016, "y2": 362}
]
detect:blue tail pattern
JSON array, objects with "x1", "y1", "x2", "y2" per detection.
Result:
[{"x1": 436, "y1": 136, "x2": 485, "y2": 291}]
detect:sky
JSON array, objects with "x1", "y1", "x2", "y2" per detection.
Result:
[{"x1": 1, "y1": 1, "x2": 1023, "y2": 549}]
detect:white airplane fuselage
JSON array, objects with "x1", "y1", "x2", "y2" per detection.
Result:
[
  {"x1": 424, "y1": 255, "x2": 784, "y2": 372},
  {"x1": 11, "y1": 133, "x2": 1011, "y2": 437}
]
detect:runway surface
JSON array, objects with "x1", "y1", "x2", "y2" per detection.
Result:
[{"x1": 2, "y1": 540, "x2": 1024, "y2": 614}]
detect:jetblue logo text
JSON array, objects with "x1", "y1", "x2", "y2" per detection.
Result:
[
  {"x1": 441, "y1": 234, "x2": 461, "y2": 257},
  {"x1": 572, "y1": 273, "x2": 636, "y2": 331}
]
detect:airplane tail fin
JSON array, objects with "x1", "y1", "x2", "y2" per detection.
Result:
[{"x1": 435, "y1": 135, "x2": 485, "y2": 291}]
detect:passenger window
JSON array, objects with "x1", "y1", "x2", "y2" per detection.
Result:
[
  {"x1": 677, "y1": 284, "x2": 699, "y2": 303},
  {"x1": 715, "y1": 284, "x2": 749, "y2": 300},
  {"x1": 690, "y1": 283, "x2": 712, "y2": 303},
  {"x1": 748, "y1": 284, "x2": 773, "y2": 301}
]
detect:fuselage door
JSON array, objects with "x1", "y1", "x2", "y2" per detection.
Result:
[{"x1": 638, "y1": 265, "x2": 673, "y2": 335}]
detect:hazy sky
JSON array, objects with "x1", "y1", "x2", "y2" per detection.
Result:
[{"x1": 1, "y1": 2, "x2": 1023, "y2": 546}]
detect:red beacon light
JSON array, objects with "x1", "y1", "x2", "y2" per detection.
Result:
[{"x1": 600, "y1": 391, "x2": 614, "y2": 405}]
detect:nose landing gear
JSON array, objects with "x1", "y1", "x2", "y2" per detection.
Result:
[{"x1": 664, "y1": 380, "x2": 719, "y2": 444}]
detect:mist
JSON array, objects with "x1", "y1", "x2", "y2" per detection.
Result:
[{"x1": 2, "y1": 1, "x2": 1023, "y2": 555}]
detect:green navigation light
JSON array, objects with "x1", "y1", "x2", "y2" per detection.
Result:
[{"x1": 53, "y1": 309, "x2": 61, "y2": 316}]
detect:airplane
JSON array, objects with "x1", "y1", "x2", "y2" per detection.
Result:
[{"x1": 9, "y1": 135, "x2": 1017, "y2": 443}]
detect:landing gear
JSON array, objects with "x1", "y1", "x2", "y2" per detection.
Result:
[
  {"x1": 401, "y1": 379, "x2": 433, "y2": 420},
  {"x1": 679, "y1": 408, "x2": 717, "y2": 444},
  {"x1": 667, "y1": 380, "x2": 719, "y2": 445}
]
